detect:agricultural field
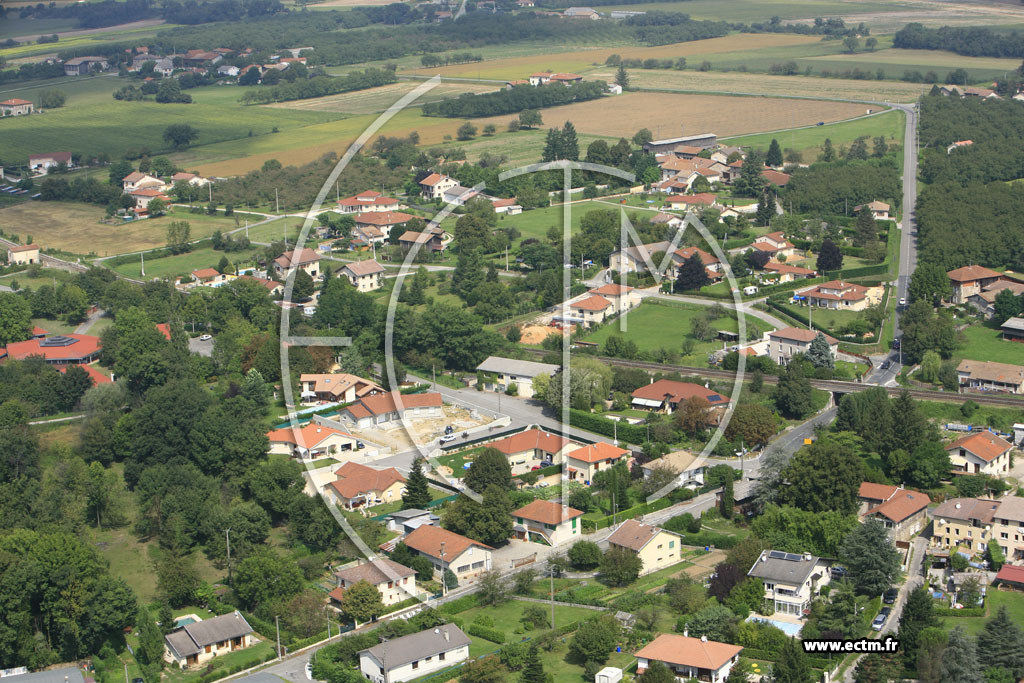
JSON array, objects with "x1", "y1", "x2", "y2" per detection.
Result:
[
  {"x1": 800, "y1": 47, "x2": 1021, "y2": 82},
  {"x1": 595, "y1": 0, "x2": 921, "y2": 22},
  {"x1": 108, "y1": 243, "x2": 264, "y2": 279},
  {"x1": 0, "y1": 201, "x2": 253, "y2": 257},
  {"x1": 267, "y1": 81, "x2": 498, "y2": 115},
  {"x1": 0, "y1": 20, "x2": 172, "y2": 60}
]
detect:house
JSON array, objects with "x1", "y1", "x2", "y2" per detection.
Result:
[
  {"x1": 0, "y1": 667, "x2": 85, "y2": 683},
  {"x1": 355, "y1": 211, "x2": 414, "y2": 239},
  {"x1": 761, "y1": 169, "x2": 791, "y2": 187},
  {"x1": 630, "y1": 378, "x2": 729, "y2": 415},
  {"x1": 607, "y1": 519, "x2": 683, "y2": 575},
  {"x1": 563, "y1": 6, "x2": 599, "y2": 18},
  {"x1": 994, "y1": 564, "x2": 1024, "y2": 589},
  {"x1": 763, "y1": 260, "x2": 816, "y2": 283},
  {"x1": 341, "y1": 260, "x2": 386, "y2": 292},
  {"x1": 956, "y1": 359, "x2": 1024, "y2": 395},
  {"x1": 685, "y1": 168, "x2": 723, "y2": 186},
  {"x1": 946, "y1": 430, "x2": 1014, "y2": 476},
  {"x1": 512, "y1": 499, "x2": 583, "y2": 544},
  {"x1": 338, "y1": 190, "x2": 402, "y2": 214},
  {"x1": 170, "y1": 171, "x2": 210, "y2": 187},
  {"x1": 237, "y1": 274, "x2": 284, "y2": 296},
  {"x1": 63, "y1": 56, "x2": 108, "y2": 75},
  {"x1": 336, "y1": 391, "x2": 443, "y2": 429},
  {"x1": 964, "y1": 86, "x2": 1000, "y2": 99},
  {"x1": 672, "y1": 246, "x2": 722, "y2": 281},
  {"x1": 587, "y1": 283, "x2": 638, "y2": 314},
  {"x1": 947, "y1": 265, "x2": 1003, "y2": 304},
  {"x1": 385, "y1": 508, "x2": 438, "y2": 535},
  {"x1": 475, "y1": 356, "x2": 559, "y2": 399},
  {"x1": 642, "y1": 133, "x2": 717, "y2": 155},
  {"x1": 266, "y1": 422, "x2": 358, "y2": 459},
  {"x1": 768, "y1": 327, "x2": 838, "y2": 366},
  {"x1": 28, "y1": 152, "x2": 73, "y2": 174},
  {"x1": 569, "y1": 294, "x2": 613, "y2": 326},
  {"x1": 398, "y1": 231, "x2": 444, "y2": 253},
  {"x1": 607, "y1": 83, "x2": 622, "y2": 95},
  {"x1": 650, "y1": 212, "x2": 683, "y2": 229},
  {"x1": 0, "y1": 334, "x2": 101, "y2": 365},
  {"x1": 968, "y1": 280, "x2": 1024, "y2": 318},
  {"x1": 352, "y1": 224, "x2": 387, "y2": 246},
  {"x1": 419, "y1": 173, "x2": 460, "y2": 199},
  {"x1": 402, "y1": 525, "x2": 492, "y2": 581},
  {"x1": 751, "y1": 231, "x2": 795, "y2": 259},
  {"x1": 358, "y1": 624, "x2": 470, "y2": 683},
  {"x1": 122, "y1": 171, "x2": 163, "y2": 192},
  {"x1": 0, "y1": 99, "x2": 33, "y2": 116},
  {"x1": 641, "y1": 450, "x2": 705, "y2": 488},
  {"x1": 442, "y1": 185, "x2": 479, "y2": 206},
  {"x1": 665, "y1": 193, "x2": 717, "y2": 210},
  {"x1": 182, "y1": 50, "x2": 222, "y2": 67},
  {"x1": 564, "y1": 441, "x2": 630, "y2": 484},
  {"x1": 163, "y1": 611, "x2": 255, "y2": 668},
  {"x1": 608, "y1": 241, "x2": 672, "y2": 274},
  {"x1": 490, "y1": 197, "x2": 522, "y2": 215},
  {"x1": 947, "y1": 140, "x2": 973, "y2": 154},
  {"x1": 800, "y1": 280, "x2": 872, "y2": 311},
  {"x1": 548, "y1": 72, "x2": 584, "y2": 84},
  {"x1": 635, "y1": 634, "x2": 742, "y2": 683},
  {"x1": 6, "y1": 243, "x2": 40, "y2": 265},
  {"x1": 300, "y1": 372, "x2": 383, "y2": 403},
  {"x1": 931, "y1": 497, "x2": 1004, "y2": 558},
  {"x1": 324, "y1": 461, "x2": 407, "y2": 509},
  {"x1": 273, "y1": 248, "x2": 321, "y2": 280},
  {"x1": 216, "y1": 65, "x2": 239, "y2": 77},
  {"x1": 128, "y1": 188, "x2": 171, "y2": 211},
  {"x1": 748, "y1": 550, "x2": 830, "y2": 617},
  {"x1": 191, "y1": 268, "x2": 225, "y2": 285},
  {"x1": 854, "y1": 201, "x2": 891, "y2": 221},
  {"x1": 1001, "y1": 317, "x2": 1024, "y2": 342},
  {"x1": 483, "y1": 428, "x2": 578, "y2": 475},
  {"x1": 857, "y1": 482, "x2": 930, "y2": 543},
  {"x1": 330, "y1": 559, "x2": 417, "y2": 609}
]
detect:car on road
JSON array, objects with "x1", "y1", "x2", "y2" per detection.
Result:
[
  {"x1": 356, "y1": 440, "x2": 364, "y2": 450},
  {"x1": 305, "y1": 662, "x2": 313, "y2": 680},
  {"x1": 872, "y1": 607, "x2": 892, "y2": 631},
  {"x1": 816, "y1": 121, "x2": 825, "y2": 126},
  {"x1": 892, "y1": 338, "x2": 901, "y2": 350},
  {"x1": 899, "y1": 297, "x2": 906, "y2": 306},
  {"x1": 439, "y1": 434, "x2": 456, "y2": 444},
  {"x1": 199, "y1": 334, "x2": 212, "y2": 341},
  {"x1": 883, "y1": 588, "x2": 898, "y2": 605},
  {"x1": 880, "y1": 360, "x2": 892, "y2": 370}
]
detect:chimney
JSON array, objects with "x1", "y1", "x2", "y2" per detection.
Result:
[
  {"x1": 683, "y1": 627, "x2": 688, "y2": 637},
  {"x1": 444, "y1": 629, "x2": 450, "y2": 642}
]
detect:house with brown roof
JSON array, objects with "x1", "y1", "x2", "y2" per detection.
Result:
[
  {"x1": 930, "y1": 497, "x2": 1003, "y2": 557},
  {"x1": 402, "y1": 525, "x2": 492, "y2": 581},
  {"x1": 569, "y1": 294, "x2": 613, "y2": 327},
  {"x1": 266, "y1": 422, "x2": 358, "y2": 460},
  {"x1": 129, "y1": 187, "x2": 172, "y2": 212},
  {"x1": 237, "y1": 274, "x2": 283, "y2": 296},
  {"x1": 607, "y1": 519, "x2": 683, "y2": 574},
  {"x1": 63, "y1": 56, "x2": 107, "y2": 76},
  {"x1": 564, "y1": 441, "x2": 630, "y2": 484},
  {"x1": 854, "y1": 201, "x2": 892, "y2": 221},
  {"x1": 630, "y1": 378, "x2": 729, "y2": 416},
  {"x1": 969, "y1": 280, "x2": 1024, "y2": 318},
  {"x1": 635, "y1": 634, "x2": 742, "y2": 683},
  {"x1": 751, "y1": 231, "x2": 795, "y2": 259},
  {"x1": 1, "y1": 334, "x2": 101, "y2": 365},
  {"x1": 355, "y1": 211, "x2": 414, "y2": 239},
  {"x1": 191, "y1": 267, "x2": 224, "y2": 285},
  {"x1": 513, "y1": 500, "x2": 583, "y2": 544},
  {"x1": 672, "y1": 246, "x2": 722, "y2": 281},
  {"x1": 398, "y1": 230, "x2": 444, "y2": 253},
  {"x1": 273, "y1": 248, "x2": 321, "y2": 280},
  {"x1": 957, "y1": 359, "x2": 1024, "y2": 394},
  {"x1": 608, "y1": 241, "x2": 672, "y2": 275},
  {"x1": 761, "y1": 169, "x2": 791, "y2": 187},
  {"x1": 641, "y1": 450, "x2": 706, "y2": 488},
  {"x1": 665, "y1": 193, "x2": 717, "y2": 210},
  {"x1": 6, "y1": 243, "x2": 40, "y2": 266},
  {"x1": 480, "y1": 427, "x2": 578, "y2": 474},
  {"x1": 0, "y1": 99, "x2": 33, "y2": 116},
  {"x1": 299, "y1": 372, "x2": 383, "y2": 404},
  {"x1": 329, "y1": 559, "x2": 417, "y2": 609},
  {"x1": 857, "y1": 483, "x2": 930, "y2": 543},
  {"x1": 122, "y1": 171, "x2": 163, "y2": 193},
  {"x1": 490, "y1": 197, "x2": 522, "y2": 215},
  {"x1": 1001, "y1": 316, "x2": 1024, "y2": 342},
  {"x1": 325, "y1": 461, "x2": 407, "y2": 509},
  {"x1": 337, "y1": 391, "x2": 443, "y2": 429},
  {"x1": 768, "y1": 327, "x2": 838, "y2": 366},
  {"x1": 947, "y1": 265, "x2": 1003, "y2": 304},
  {"x1": 163, "y1": 611, "x2": 254, "y2": 669},
  {"x1": 170, "y1": 171, "x2": 210, "y2": 187},
  {"x1": 800, "y1": 279, "x2": 873, "y2": 311},
  {"x1": 650, "y1": 211, "x2": 683, "y2": 229},
  {"x1": 341, "y1": 260, "x2": 386, "y2": 292},
  {"x1": 28, "y1": 152, "x2": 73, "y2": 174},
  {"x1": 587, "y1": 283, "x2": 638, "y2": 314},
  {"x1": 946, "y1": 430, "x2": 1014, "y2": 476},
  {"x1": 419, "y1": 173, "x2": 459, "y2": 199},
  {"x1": 761, "y1": 260, "x2": 816, "y2": 285}
]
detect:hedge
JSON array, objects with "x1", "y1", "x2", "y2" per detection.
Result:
[
  {"x1": 740, "y1": 647, "x2": 830, "y2": 670},
  {"x1": 468, "y1": 623, "x2": 506, "y2": 643},
  {"x1": 581, "y1": 498, "x2": 673, "y2": 532},
  {"x1": 440, "y1": 594, "x2": 480, "y2": 614},
  {"x1": 195, "y1": 650, "x2": 278, "y2": 683},
  {"x1": 569, "y1": 409, "x2": 646, "y2": 445},
  {"x1": 934, "y1": 607, "x2": 985, "y2": 617}
]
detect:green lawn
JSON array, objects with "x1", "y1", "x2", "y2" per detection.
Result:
[
  {"x1": 109, "y1": 244, "x2": 264, "y2": 279},
  {"x1": 939, "y1": 590, "x2": 1024, "y2": 636},
  {"x1": 957, "y1": 324, "x2": 1024, "y2": 366},
  {"x1": 724, "y1": 109, "x2": 904, "y2": 162},
  {"x1": 774, "y1": 301, "x2": 865, "y2": 334},
  {"x1": 458, "y1": 601, "x2": 611, "y2": 657}
]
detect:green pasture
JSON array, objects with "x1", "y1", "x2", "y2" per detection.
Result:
[
  {"x1": 956, "y1": 323, "x2": 1024, "y2": 366},
  {"x1": 724, "y1": 109, "x2": 904, "y2": 160},
  {"x1": 595, "y1": 0, "x2": 919, "y2": 22},
  {"x1": 108, "y1": 244, "x2": 263, "y2": 279}
]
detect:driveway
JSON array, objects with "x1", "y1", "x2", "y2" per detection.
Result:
[{"x1": 189, "y1": 336, "x2": 214, "y2": 357}]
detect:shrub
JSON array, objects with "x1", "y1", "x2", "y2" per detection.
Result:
[{"x1": 468, "y1": 623, "x2": 506, "y2": 643}]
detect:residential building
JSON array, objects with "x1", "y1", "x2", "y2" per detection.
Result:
[
  {"x1": 237, "y1": 274, "x2": 284, "y2": 296},
  {"x1": 665, "y1": 193, "x2": 717, "y2": 210},
  {"x1": 587, "y1": 283, "x2": 638, "y2": 314},
  {"x1": 337, "y1": 190, "x2": 402, "y2": 214},
  {"x1": 351, "y1": 224, "x2": 387, "y2": 246},
  {"x1": 635, "y1": 634, "x2": 742, "y2": 683},
  {"x1": 640, "y1": 450, "x2": 705, "y2": 488},
  {"x1": 761, "y1": 169, "x2": 791, "y2": 187},
  {"x1": 800, "y1": 279, "x2": 872, "y2": 311},
  {"x1": 607, "y1": 519, "x2": 683, "y2": 574},
  {"x1": 483, "y1": 427, "x2": 578, "y2": 475},
  {"x1": 442, "y1": 185, "x2": 479, "y2": 206},
  {"x1": 747, "y1": 550, "x2": 830, "y2": 617},
  {"x1": 672, "y1": 246, "x2": 722, "y2": 281},
  {"x1": 0, "y1": 99, "x2": 33, "y2": 116},
  {"x1": 419, "y1": 173, "x2": 459, "y2": 199},
  {"x1": 947, "y1": 265, "x2": 1003, "y2": 304},
  {"x1": 330, "y1": 559, "x2": 417, "y2": 608},
  {"x1": 751, "y1": 231, "x2": 795, "y2": 259},
  {"x1": 28, "y1": 152, "x2": 73, "y2": 174},
  {"x1": 341, "y1": 260, "x2": 386, "y2": 292},
  {"x1": 170, "y1": 171, "x2": 210, "y2": 187},
  {"x1": 569, "y1": 294, "x2": 613, "y2": 326},
  {"x1": 512, "y1": 499, "x2": 583, "y2": 544},
  {"x1": 355, "y1": 211, "x2": 414, "y2": 239},
  {"x1": 650, "y1": 212, "x2": 683, "y2": 229},
  {"x1": 266, "y1": 422, "x2": 358, "y2": 459},
  {"x1": 402, "y1": 525, "x2": 492, "y2": 581},
  {"x1": 946, "y1": 430, "x2": 1014, "y2": 476},
  {"x1": 216, "y1": 64, "x2": 239, "y2": 77},
  {"x1": 0, "y1": 334, "x2": 101, "y2": 365},
  {"x1": 563, "y1": 441, "x2": 630, "y2": 484},
  {"x1": 0, "y1": 667, "x2": 85, "y2": 683},
  {"x1": 490, "y1": 197, "x2": 522, "y2": 215},
  {"x1": 191, "y1": 268, "x2": 224, "y2": 285},
  {"x1": 767, "y1": 327, "x2": 838, "y2": 366},
  {"x1": 129, "y1": 188, "x2": 171, "y2": 211},
  {"x1": 358, "y1": 624, "x2": 470, "y2": 683},
  {"x1": 385, "y1": 508, "x2": 438, "y2": 535},
  {"x1": 609, "y1": 241, "x2": 672, "y2": 274},
  {"x1": 630, "y1": 378, "x2": 729, "y2": 415},
  {"x1": 857, "y1": 482, "x2": 930, "y2": 543},
  {"x1": 475, "y1": 356, "x2": 559, "y2": 399},
  {"x1": 956, "y1": 359, "x2": 1024, "y2": 394},
  {"x1": 398, "y1": 230, "x2": 444, "y2": 253},
  {"x1": 337, "y1": 391, "x2": 443, "y2": 429},
  {"x1": 273, "y1": 248, "x2": 321, "y2": 280},
  {"x1": 762, "y1": 260, "x2": 816, "y2": 283},
  {"x1": 931, "y1": 497, "x2": 1002, "y2": 557},
  {"x1": 994, "y1": 564, "x2": 1024, "y2": 589},
  {"x1": 969, "y1": 280, "x2": 1024, "y2": 318},
  {"x1": 1002, "y1": 316, "x2": 1024, "y2": 342},
  {"x1": 182, "y1": 49, "x2": 222, "y2": 67},
  {"x1": 562, "y1": 6, "x2": 599, "y2": 18},
  {"x1": 325, "y1": 461, "x2": 406, "y2": 509},
  {"x1": 163, "y1": 611, "x2": 255, "y2": 668},
  {"x1": 63, "y1": 56, "x2": 108, "y2": 75},
  {"x1": 642, "y1": 133, "x2": 718, "y2": 155},
  {"x1": 6, "y1": 243, "x2": 40, "y2": 265},
  {"x1": 854, "y1": 201, "x2": 892, "y2": 220}
]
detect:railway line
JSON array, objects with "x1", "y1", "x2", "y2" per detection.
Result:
[{"x1": 522, "y1": 348, "x2": 1024, "y2": 409}]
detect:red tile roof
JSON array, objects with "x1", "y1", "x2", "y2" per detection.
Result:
[
  {"x1": 947, "y1": 431, "x2": 1013, "y2": 462},
  {"x1": 486, "y1": 428, "x2": 571, "y2": 455},
  {"x1": 266, "y1": 422, "x2": 354, "y2": 447},
  {"x1": 403, "y1": 525, "x2": 492, "y2": 560},
  {"x1": 761, "y1": 169, "x2": 791, "y2": 186},
  {"x1": 352, "y1": 391, "x2": 442, "y2": 417},
  {"x1": 995, "y1": 564, "x2": 1024, "y2": 585},
  {"x1": 57, "y1": 364, "x2": 112, "y2": 385},
  {"x1": 1, "y1": 98, "x2": 33, "y2": 106},
  {"x1": 674, "y1": 246, "x2": 718, "y2": 266},
  {"x1": 513, "y1": 499, "x2": 582, "y2": 525},
  {"x1": 8, "y1": 244, "x2": 39, "y2": 253},
  {"x1": 588, "y1": 283, "x2": 633, "y2": 296},
  {"x1": 565, "y1": 441, "x2": 629, "y2": 464},
  {"x1": 155, "y1": 323, "x2": 171, "y2": 340},
  {"x1": 858, "y1": 483, "x2": 929, "y2": 523},
  {"x1": 635, "y1": 634, "x2": 742, "y2": 672},
  {"x1": 192, "y1": 268, "x2": 220, "y2": 280},
  {"x1": 607, "y1": 518, "x2": 677, "y2": 551},
  {"x1": 329, "y1": 461, "x2": 406, "y2": 499},
  {"x1": 802, "y1": 280, "x2": 868, "y2": 302},
  {"x1": 764, "y1": 260, "x2": 815, "y2": 276},
  {"x1": 355, "y1": 211, "x2": 414, "y2": 226},
  {"x1": 2, "y1": 334, "x2": 101, "y2": 363},
  {"x1": 631, "y1": 378, "x2": 729, "y2": 407},
  {"x1": 666, "y1": 193, "x2": 716, "y2": 206},
  {"x1": 274, "y1": 248, "x2": 320, "y2": 268},
  {"x1": 570, "y1": 294, "x2": 611, "y2": 311},
  {"x1": 769, "y1": 326, "x2": 838, "y2": 345},
  {"x1": 419, "y1": 173, "x2": 449, "y2": 186},
  {"x1": 947, "y1": 265, "x2": 1002, "y2": 283}
]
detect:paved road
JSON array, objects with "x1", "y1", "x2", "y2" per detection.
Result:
[{"x1": 74, "y1": 307, "x2": 106, "y2": 335}]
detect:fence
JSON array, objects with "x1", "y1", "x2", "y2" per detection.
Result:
[{"x1": 580, "y1": 497, "x2": 674, "y2": 532}]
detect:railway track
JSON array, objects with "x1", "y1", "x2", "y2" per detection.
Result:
[{"x1": 522, "y1": 348, "x2": 1024, "y2": 409}]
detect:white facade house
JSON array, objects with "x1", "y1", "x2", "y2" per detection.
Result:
[
  {"x1": 475, "y1": 356, "x2": 558, "y2": 398},
  {"x1": 747, "y1": 550, "x2": 830, "y2": 618},
  {"x1": 359, "y1": 625, "x2": 471, "y2": 683}
]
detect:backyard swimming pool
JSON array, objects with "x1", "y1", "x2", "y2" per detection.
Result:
[{"x1": 745, "y1": 615, "x2": 803, "y2": 637}]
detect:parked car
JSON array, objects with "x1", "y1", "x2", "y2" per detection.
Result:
[
  {"x1": 872, "y1": 607, "x2": 892, "y2": 631},
  {"x1": 305, "y1": 662, "x2": 313, "y2": 680},
  {"x1": 199, "y1": 334, "x2": 212, "y2": 341},
  {"x1": 356, "y1": 441, "x2": 365, "y2": 450},
  {"x1": 531, "y1": 465, "x2": 542, "y2": 471},
  {"x1": 444, "y1": 425, "x2": 454, "y2": 435},
  {"x1": 899, "y1": 297, "x2": 907, "y2": 306},
  {"x1": 892, "y1": 338, "x2": 901, "y2": 350},
  {"x1": 439, "y1": 434, "x2": 456, "y2": 444},
  {"x1": 881, "y1": 360, "x2": 892, "y2": 370},
  {"x1": 883, "y1": 588, "x2": 898, "y2": 605},
  {"x1": 830, "y1": 565, "x2": 848, "y2": 579}
]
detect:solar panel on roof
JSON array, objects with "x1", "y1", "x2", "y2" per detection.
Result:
[
  {"x1": 40, "y1": 335, "x2": 78, "y2": 347},
  {"x1": 767, "y1": 550, "x2": 787, "y2": 560},
  {"x1": 785, "y1": 552, "x2": 803, "y2": 562}
]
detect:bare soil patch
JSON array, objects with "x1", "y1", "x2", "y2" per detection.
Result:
[{"x1": 521, "y1": 325, "x2": 559, "y2": 345}]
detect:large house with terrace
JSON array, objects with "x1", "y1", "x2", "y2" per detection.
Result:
[
  {"x1": 419, "y1": 173, "x2": 459, "y2": 199},
  {"x1": 273, "y1": 248, "x2": 321, "y2": 280},
  {"x1": 800, "y1": 280, "x2": 872, "y2": 311},
  {"x1": 747, "y1": 549, "x2": 830, "y2": 618},
  {"x1": 587, "y1": 283, "x2": 638, "y2": 314},
  {"x1": 751, "y1": 231, "x2": 795, "y2": 259},
  {"x1": 355, "y1": 211, "x2": 415, "y2": 239}
]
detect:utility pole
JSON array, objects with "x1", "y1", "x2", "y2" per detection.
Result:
[
  {"x1": 275, "y1": 616, "x2": 282, "y2": 660},
  {"x1": 224, "y1": 528, "x2": 232, "y2": 586},
  {"x1": 549, "y1": 565, "x2": 555, "y2": 630},
  {"x1": 124, "y1": 662, "x2": 128, "y2": 683},
  {"x1": 275, "y1": 188, "x2": 280, "y2": 214},
  {"x1": 440, "y1": 542, "x2": 447, "y2": 596}
]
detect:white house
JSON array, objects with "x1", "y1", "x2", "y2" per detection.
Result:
[
  {"x1": 475, "y1": 356, "x2": 558, "y2": 398},
  {"x1": 946, "y1": 430, "x2": 1014, "y2": 476},
  {"x1": 358, "y1": 624, "x2": 470, "y2": 683},
  {"x1": 419, "y1": 173, "x2": 460, "y2": 199},
  {"x1": 635, "y1": 634, "x2": 742, "y2": 683},
  {"x1": 747, "y1": 550, "x2": 830, "y2": 618},
  {"x1": 767, "y1": 327, "x2": 838, "y2": 366},
  {"x1": 163, "y1": 612, "x2": 255, "y2": 669}
]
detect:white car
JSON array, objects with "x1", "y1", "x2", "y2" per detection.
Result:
[
  {"x1": 199, "y1": 334, "x2": 212, "y2": 341},
  {"x1": 304, "y1": 662, "x2": 313, "y2": 681},
  {"x1": 439, "y1": 434, "x2": 456, "y2": 444},
  {"x1": 898, "y1": 298, "x2": 906, "y2": 306}
]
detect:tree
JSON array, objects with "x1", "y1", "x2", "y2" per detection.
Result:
[
  {"x1": 756, "y1": 192, "x2": 775, "y2": 226},
  {"x1": 338, "y1": 579, "x2": 384, "y2": 624},
  {"x1": 600, "y1": 546, "x2": 643, "y2": 586},
  {"x1": 478, "y1": 569, "x2": 509, "y2": 606},
  {"x1": 460, "y1": 656, "x2": 506, "y2": 683},
  {"x1": 166, "y1": 220, "x2": 192, "y2": 254},
  {"x1": 908, "y1": 262, "x2": 952, "y2": 305},
  {"x1": 866, "y1": 36, "x2": 879, "y2": 51},
  {"x1": 520, "y1": 644, "x2": 545, "y2": 683},
  {"x1": 156, "y1": 553, "x2": 202, "y2": 608},
  {"x1": 839, "y1": 519, "x2": 900, "y2": 595},
  {"x1": 872, "y1": 135, "x2": 888, "y2": 157},
  {"x1": 513, "y1": 568, "x2": 536, "y2": 596},
  {"x1": 773, "y1": 362, "x2": 815, "y2": 419},
  {"x1": 855, "y1": 208, "x2": 877, "y2": 247},
  {"x1": 569, "y1": 615, "x2": 620, "y2": 664},
  {"x1": 781, "y1": 435, "x2": 864, "y2": 514},
  {"x1": 633, "y1": 128, "x2": 653, "y2": 146},
  {"x1": 724, "y1": 403, "x2": 776, "y2": 446},
  {"x1": 293, "y1": 269, "x2": 315, "y2": 300},
  {"x1": 848, "y1": 136, "x2": 870, "y2": 161},
  {"x1": 806, "y1": 332, "x2": 835, "y2": 369},
  {"x1": 163, "y1": 123, "x2": 199, "y2": 149},
  {"x1": 136, "y1": 605, "x2": 165, "y2": 669},
  {"x1": 916, "y1": 627, "x2": 948, "y2": 683},
  {"x1": 233, "y1": 552, "x2": 303, "y2": 611},
  {"x1": 844, "y1": 36, "x2": 861, "y2": 53},
  {"x1": 40, "y1": 90, "x2": 67, "y2": 108},
  {"x1": 569, "y1": 540, "x2": 602, "y2": 570},
  {"x1": 0, "y1": 293, "x2": 32, "y2": 345},
  {"x1": 403, "y1": 458, "x2": 432, "y2": 509},
  {"x1": 854, "y1": 652, "x2": 903, "y2": 683},
  {"x1": 993, "y1": 288, "x2": 1023, "y2": 325},
  {"x1": 465, "y1": 447, "x2": 511, "y2": 492},
  {"x1": 675, "y1": 253, "x2": 710, "y2": 291},
  {"x1": 682, "y1": 604, "x2": 737, "y2": 642},
  {"x1": 817, "y1": 238, "x2": 843, "y2": 271},
  {"x1": 677, "y1": 396, "x2": 711, "y2": 436},
  {"x1": 615, "y1": 65, "x2": 629, "y2": 90},
  {"x1": 941, "y1": 627, "x2": 984, "y2": 683},
  {"x1": 766, "y1": 138, "x2": 783, "y2": 167},
  {"x1": 147, "y1": 197, "x2": 167, "y2": 217},
  {"x1": 820, "y1": 138, "x2": 836, "y2": 163},
  {"x1": 519, "y1": 109, "x2": 542, "y2": 129},
  {"x1": 898, "y1": 585, "x2": 938, "y2": 665},
  {"x1": 637, "y1": 661, "x2": 674, "y2": 683},
  {"x1": 719, "y1": 476, "x2": 734, "y2": 519},
  {"x1": 483, "y1": 124, "x2": 496, "y2": 136},
  {"x1": 977, "y1": 606, "x2": 1024, "y2": 678},
  {"x1": 771, "y1": 637, "x2": 814, "y2": 683},
  {"x1": 818, "y1": 580, "x2": 860, "y2": 638},
  {"x1": 561, "y1": 121, "x2": 580, "y2": 161},
  {"x1": 457, "y1": 121, "x2": 478, "y2": 140}
]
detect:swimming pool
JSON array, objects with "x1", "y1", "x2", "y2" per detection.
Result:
[
  {"x1": 745, "y1": 615, "x2": 803, "y2": 637},
  {"x1": 175, "y1": 617, "x2": 197, "y2": 626}
]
